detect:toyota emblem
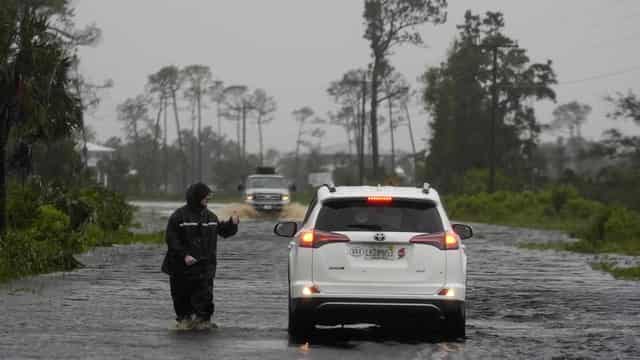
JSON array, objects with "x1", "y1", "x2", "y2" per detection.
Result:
[{"x1": 374, "y1": 233, "x2": 386, "y2": 241}]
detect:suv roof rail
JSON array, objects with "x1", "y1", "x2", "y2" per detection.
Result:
[
  {"x1": 422, "y1": 182, "x2": 431, "y2": 194},
  {"x1": 318, "y1": 183, "x2": 336, "y2": 193}
]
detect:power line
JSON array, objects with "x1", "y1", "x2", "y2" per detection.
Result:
[
  {"x1": 580, "y1": 28, "x2": 640, "y2": 51},
  {"x1": 496, "y1": 65, "x2": 640, "y2": 90},
  {"x1": 558, "y1": 65, "x2": 640, "y2": 86}
]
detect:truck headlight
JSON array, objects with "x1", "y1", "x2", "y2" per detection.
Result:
[
  {"x1": 282, "y1": 195, "x2": 290, "y2": 201},
  {"x1": 246, "y1": 194, "x2": 254, "y2": 200}
]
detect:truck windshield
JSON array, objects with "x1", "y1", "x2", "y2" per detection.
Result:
[
  {"x1": 315, "y1": 199, "x2": 444, "y2": 233},
  {"x1": 247, "y1": 177, "x2": 286, "y2": 189}
]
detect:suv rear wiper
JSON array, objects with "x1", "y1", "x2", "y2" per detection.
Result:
[{"x1": 345, "y1": 224, "x2": 382, "y2": 230}]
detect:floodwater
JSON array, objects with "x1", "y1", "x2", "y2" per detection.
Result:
[{"x1": 0, "y1": 202, "x2": 638, "y2": 359}]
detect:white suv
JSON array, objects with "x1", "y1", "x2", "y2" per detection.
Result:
[{"x1": 274, "y1": 184, "x2": 473, "y2": 339}]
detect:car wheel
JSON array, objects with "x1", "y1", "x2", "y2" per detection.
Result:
[{"x1": 443, "y1": 303, "x2": 466, "y2": 340}]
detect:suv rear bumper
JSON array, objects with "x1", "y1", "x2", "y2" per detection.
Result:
[{"x1": 291, "y1": 297, "x2": 464, "y2": 325}]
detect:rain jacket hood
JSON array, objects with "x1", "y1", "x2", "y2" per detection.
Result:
[{"x1": 186, "y1": 182, "x2": 211, "y2": 212}]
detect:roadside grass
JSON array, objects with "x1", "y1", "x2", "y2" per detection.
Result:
[
  {"x1": 447, "y1": 189, "x2": 640, "y2": 256},
  {"x1": 590, "y1": 263, "x2": 640, "y2": 280},
  {"x1": 447, "y1": 188, "x2": 640, "y2": 279}
]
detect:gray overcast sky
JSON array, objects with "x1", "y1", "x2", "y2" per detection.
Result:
[{"x1": 74, "y1": 0, "x2": 640, "y2": 154}]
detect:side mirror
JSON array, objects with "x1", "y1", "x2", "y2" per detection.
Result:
[
  {"x1": 452, "y1": 224, "x2": 473, "y2": 240},
  {"x1": 274, "y1": 221, "x2": 297, "y2": 237},
  {"x1": 237, "y1": 184, "x2": 245, "y2": 192},
  {"x1": 289, "y1": 183, "x2": 297, "y2": 192}
]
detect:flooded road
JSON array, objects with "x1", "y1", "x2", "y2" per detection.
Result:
[{"x1": 1, "y1": 202, "x2": 638, "y2": 359}]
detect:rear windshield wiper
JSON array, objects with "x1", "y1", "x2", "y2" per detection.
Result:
[{"x1": 345, "y1": 224, "x2": 382, "y2": 230}]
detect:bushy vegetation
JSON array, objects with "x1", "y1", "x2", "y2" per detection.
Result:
[
  {"x1": 0, "y1": 180, "x2": 160, "y2": 283},
  {"x1": 446, "y1": 185, "x2": 640, "y2": 256}
]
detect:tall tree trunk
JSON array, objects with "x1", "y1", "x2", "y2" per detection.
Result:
[
  {"x1": 215, "y1": 101, "x2": 222, "y2": 161},
  {"x1": 197, "y1": 91, "x2": 202, "y2": 181},
  {"x1": 152, "y1": 97, "x2": 163, "y2": 191},
  {"x1": 360, "y1": 77, "x2": 366, "y2": 185},
  {"x1": 352, "y1": 104, "x2": 360, "y2": 159},
  {"x1": 295, "y1": 121, "x2": 303, "y2": 185},
  {"x1": 388, "y1": 99, "x2": 395, "y2": 172},
  {"x1": 257, "y1": 115, "x2": 264, "y2": 165},
  {"x1": 241, "y1": 104, "x2": 247, "y2": 162},
  {"x1": 133, "y1": 121, "x2": 139, "y2": 170},
  {"x1": 403, "y1": 103, "x2": 417, "y2": 182},
  {"x1": 236, "y1": 113, "x2": 241, "y2": 159},
  {"x1": 163, "y1": 99, "x2": 168, "y2": 193},
  {"x1": 346, "y1": 123, "x2": 353, "y2": 156},
  {"x1": 191, "y1": 102, "x2": 196, "y2": 184},
  {"x1": 216, "y1": 101, "x2": 222, "y2": 136},
  {"x1": 171, "y1": 91, "x2": 186, "y2": 190},
  {"x1": 370, "y1": 60, "x2": 381, "y2": 177}
]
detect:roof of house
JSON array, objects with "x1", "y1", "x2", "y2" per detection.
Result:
[{"x1": 85, "y1": 142, "x2": 115, "y2": 153}]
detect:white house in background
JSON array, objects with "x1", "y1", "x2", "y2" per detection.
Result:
[{"x1": 82, "y1": 142, "x2": 115, "y2": 187}]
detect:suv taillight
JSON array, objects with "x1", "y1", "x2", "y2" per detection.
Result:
[
  {"x1": 299, "y1": 230, "x2": 350, "y2": 248},
  {"x1": 409, "y1": 231, "x2": 459, "y2": 250}
]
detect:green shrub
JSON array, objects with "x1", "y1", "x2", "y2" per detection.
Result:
[
  {"x1": 0, "y1": 206, "x2": 79, "y2": 281},
  {"x1": 565, "y1": 197, "x2": 604, "y2": 219},
  {"x1": 79, "y1": 186, "x2": 133, "y2": 232},
  {"x1": 550, "y1": 185, "x2": 579, "y2": 214},
  {"x1": 78, "y1": 223, "x2": 106, "y2": 249},
  {"x1": 603, "y1": 206, "x2": 640, "y2": 243},
  {"x1": 7, "y1": 181, "x2": 42, "y2": 229}
]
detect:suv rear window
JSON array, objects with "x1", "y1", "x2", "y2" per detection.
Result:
[{"x1": 315, "y1": 199, "x2": 444, "y2": 233}]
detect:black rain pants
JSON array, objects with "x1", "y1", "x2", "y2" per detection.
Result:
[{"x1": 170, "y1": 276, "x2": 214, "y2": 321}]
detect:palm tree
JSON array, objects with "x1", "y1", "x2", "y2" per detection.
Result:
[
  {"x1": 181, "y1": 65, "x2": 213, "y2": 182},
  {"x1": 221, "y1": 85, "x2": 253, "y2": 161},
  {"x1": 117, "y1": 95, "x2": 149, "y2": 171},
  {"x1": 292, "y1": 107, "x2": 314, "y2": 184},
  {"x1": 251, "y1": 89, "x2": 277, "y2": 165},
  {"x1": 209, "y1": 80, "x2": 225, "y2": 136}
]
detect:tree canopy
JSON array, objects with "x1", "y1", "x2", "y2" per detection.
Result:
[{"x1": 421, "y1": 10, "x2": 557, "y2": 192}]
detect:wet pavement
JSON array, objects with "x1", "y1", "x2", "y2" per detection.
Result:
[{"x1": 0, "y1": 202, "x2": 638, "y2": 359}]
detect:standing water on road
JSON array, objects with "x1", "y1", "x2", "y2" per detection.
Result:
[{"x1": 0, "y1": 201, "x2": 638, "y2": 359}]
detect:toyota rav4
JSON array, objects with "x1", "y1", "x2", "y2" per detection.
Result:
[{"x1": 274, "y1": 184, "x2": 473, "y2": 339}]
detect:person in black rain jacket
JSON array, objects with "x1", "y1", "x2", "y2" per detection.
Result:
[{"x1": 161, "y1": 182, "x2": 239, "y2": 329}]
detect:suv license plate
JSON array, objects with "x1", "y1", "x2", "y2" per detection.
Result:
[
  {"x1": 263, "y1": 205, "x2": 272, "y2": 210},
  {"x1": 350, "y1": 246, "x2": 395, "y2": 260}
]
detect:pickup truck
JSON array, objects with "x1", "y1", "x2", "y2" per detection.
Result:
[{"x1": 239, "y1": 170, "x2": 295, "y2": 212}]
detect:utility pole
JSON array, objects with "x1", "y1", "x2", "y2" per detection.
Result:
[
  {"x1": 359, "y1": 73, "x2": 367, "y2": 185},
  {"x1": 482, "y1": 41, "x2": 518, "y2": 193},
  {"x1": 402, "y1": 102, "x2": 418, "y2": 182},
  {"x1": 241, "y1": 102, "x2": 247, "y2": 162}
]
